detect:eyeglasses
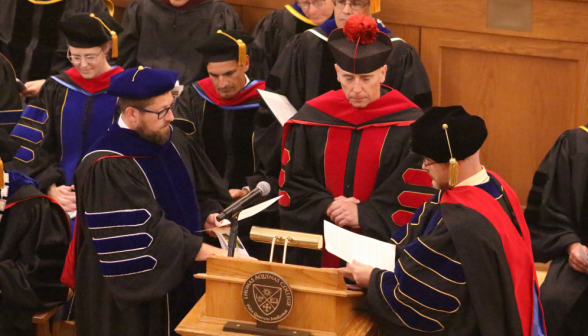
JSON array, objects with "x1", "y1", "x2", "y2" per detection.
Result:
[
  {"x1": 297, "y1": 0, "x2": 326, "y2": 9},
  {"x1": 332, "y1": 0, "x2": 370, "y2": 10},
  {"x1": 67, "y1": 49, "x2": 103, "y2": 65},
  {"x1": 133, "y1": 99, "x2": 177, "y2": 119}
]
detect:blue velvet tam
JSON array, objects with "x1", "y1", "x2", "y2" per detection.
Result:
[{"x1": 107, "y1": 66, "x2": 178, "y2": 99}]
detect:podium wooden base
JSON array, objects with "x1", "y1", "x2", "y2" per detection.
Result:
[{"x1": 175, "y1": 256, "x2": 376, "y2": 336}]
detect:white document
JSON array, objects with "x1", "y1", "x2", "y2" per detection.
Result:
[
  {"x1": 258, "y1": 89, "x2": 297, "y2": 126},
  {"x1": 213, "y1": 227, "x2": 249, "y2": 257},
  {"x1": 238, "y1": 195, "x2": 282, "y2": 221},
  {"x1": 324, "y1": 220, "x2": 396, "y2": 271}
]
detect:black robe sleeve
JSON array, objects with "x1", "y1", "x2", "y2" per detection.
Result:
[
  {"x1": 173, "y1": 84, "x2": 205, "y2": 149},
  {"x1": 208, "y1": 0, "x2": 243, "y2": 33},
  {"x1": 117, "y1": 1, "x2": 142, "y2": 70},
  {"x1": 366, "y1": 222, "x2": 471, "y2": 334},
  {"x1": 78, "y1": 156, "x2": 204, "y2": 307},
  {"x1": 524, "y1": 129, "x2": 587, "y2": 262},
  {"x1": 0, "y1": 190, "x2": 70, "y2": 312},
  {"x1": 7, "y1": 78, "x2": 65, "y2": 191},
  {"x1": 0, "y1": 53, "x2": 22, "y2": 128},
  {"x1": 385, "y1": 39, "x2": 432, "y2": 109}
]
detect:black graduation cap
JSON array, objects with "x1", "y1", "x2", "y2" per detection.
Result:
[
  {"x1": 411, "y1": 106, "x2": 488, "y2": 163},
  {"x1": 327, "y1": 14, "x2": 392, "y2": 74},
  {"x1": 194, "y1": 30, "x2": 254, "y2": 65},
  {"x1": 59, "y1": 12, "x2": 123, "y2": 58}
]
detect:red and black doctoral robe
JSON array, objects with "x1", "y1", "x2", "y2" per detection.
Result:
[{"x1": 279, "y1": 86, "x2": 435, "y2": 267}]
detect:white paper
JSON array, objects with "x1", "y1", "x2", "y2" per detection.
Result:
[
  {"x1": 579, "y1": 244, "x2": 588, "y2": 264},
  {"x1": 213, "y1": 227, "x2": 249, "y2": 256},
  {"x1": 324, "y1": 220, "x2": 396, "y2": 271},
  {"x1": 237, "y1": 195, "x2": 282, "y2": 221},
  {"x1": 258, "y1": 89, "x2": 297, "y2": 126}
]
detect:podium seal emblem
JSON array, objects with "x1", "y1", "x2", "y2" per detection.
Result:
[{"x1": 242, "y1": 272, "x2": 293, "y2": 323}]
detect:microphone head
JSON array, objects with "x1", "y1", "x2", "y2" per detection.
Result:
[{"x1": 256, "y1": 181, "x2": 271, "y2": 196}]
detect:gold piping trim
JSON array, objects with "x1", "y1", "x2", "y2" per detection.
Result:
[
  {"x1": 0, "y1": 109, "x2": 23, "y2": 113},
  {"x1": 398, "y1": 260, "x2": 462, "y2": 305},
  {"x1": 14, "y1": 146, "x2": 35, "y2": 163},
  {"x1": 580, "y1": 126, "x2": 588, "y2": 134},
  {"x1": 0, "y1": 53, "x2": 17, "y2": 79},
  {"x1": 173, "y1": 118, "x2": 196, "y2": 136},
  {"x1": 60, "y1": 89, "x2": 69, "y2": 162},
  {"x1": 397, "y1": 191, "x2": 435, "y2": 209},
  {"x1": 27, "y1": 0, "x2": 63, "y2": 4},
  {"x1": 284, "y1": 5, "x2": 318, "y2": 26},
  {"x1": 404, "y1": 250, "x2": 466, "y2": 285},
  {"x1": 417, "y1": 238, "x2": 461, "y2": 265},
  {"x1": 396, "y1": 285, "x2": 459, "y2": 314},
  {"x1": 11, "y1": 124, "x2": 44, "y2": 144}
]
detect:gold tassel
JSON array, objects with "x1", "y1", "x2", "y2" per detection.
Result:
[
  {"x1": 0, "y1": 159, "x2": 5, "y2": 190},
  {"x1": 104, "y1": 0, "x2": 115, "y2": 16},
  {"x1": 443, "y1": 123, "x2": 459, "y2": 187},
  {"x1": 217, "y1": 30, "x2": 247, "y2": 66},
  {"x1": 370, "y1": 0, "x2": 381, "y2": 14},
  {"x1": 110, "y1": 31, "x2": 118, "y2": 58}
]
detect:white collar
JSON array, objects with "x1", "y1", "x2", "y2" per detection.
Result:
[
  {"x1": 456, "y1": 166, "x2": 489, "y2": 187},
  {"x1": 118, "y1": 116, "x2": 130, "y2": 129}
]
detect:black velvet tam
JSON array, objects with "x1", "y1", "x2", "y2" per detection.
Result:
[
  {"x1": 194, "y1": 30, "x2": 254, "y2": 63},
  {"x1": 108, "y1": 67, "x2": 178, "y2": 99},
  {"x1": 59, "y1": 12, "x2": 123, "y2": 48},
  {"x1": 411, "y1": 106, "x2": 487, "y2": 163}
]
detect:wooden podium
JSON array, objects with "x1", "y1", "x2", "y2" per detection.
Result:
[{"x1": 176, "y1": 256, "x2": 375, "y2": 336}]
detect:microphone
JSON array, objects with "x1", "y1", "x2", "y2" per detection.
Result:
[{"x1": 216, "y1": 181, "x2": 271, "y2": 221}]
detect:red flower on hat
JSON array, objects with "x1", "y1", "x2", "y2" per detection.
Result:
[{"x1": 343, "y1": 14, "x2": 378, "y2": 45}]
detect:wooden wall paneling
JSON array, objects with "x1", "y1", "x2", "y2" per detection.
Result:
[
  {"x1": 224, "y1": 0, "x2": 290, "y2": 10},
  {"x1": 238, "y1": 7, "x2": 274, "y2": 33},
  {"x1": 420, "y1": 27, "x2": 588, "y2": 203},
  {"x1": 380, "y1": 23, "x2": 421, "y2": 53},
  {"x1": 378, "y1": 0, "x2": 588, "y2": 43}
]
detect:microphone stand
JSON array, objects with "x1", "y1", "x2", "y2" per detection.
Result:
[{"x1": 227, "y1": 215, "x2": 239, "y2": 257}]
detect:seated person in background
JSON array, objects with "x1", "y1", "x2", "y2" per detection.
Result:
[
  {"x1": 279, "y1": 15, "x2": 434, "y2": 267},
  {"x1": 525, "y1": 125, "x2": 588, "y2": 336},
  {"x1": 8, "y1": 13, "x2": 124, "y2": 215},
  {"x1": 0, "y1": 152, "x2": 70, "y2": 336},
  {"x1": 0, "y1": 0, "x2": 110, "y2": 97},
  {"x1": 173, "y1": 30, "x2": 271, "y2": 258},
  {"x1": 343, "y1": 106, "x2": 546, "y2": 336},
  {"x1": 255, "y1": 5, "x2": 433, "y2": 202},
  {"x1": 117, "y1": 0, "x2": 242, "y2": 85},
  {"x1": 249, "y1": 0, "x2": 334, "y2": 79},
  {"x1": 69, "y1": 67, "x2": 246, "y2": 336}
]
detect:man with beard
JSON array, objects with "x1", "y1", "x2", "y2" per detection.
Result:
[
  {"x1": 249, "y1": 0, "x2": 334, "y2": 79},
  {"x1": 279, "y1": 15, "x2": 434, "y2": 267},
  {"x1": 117, "y1": 0, "x2": 242, "y2": 85},
  {"x1": 341, "y1": 106, "x2": 546, "y2": 336},
  {"x1": 8, "y1": 13, "x2": 124, "y2": 217},
  {"x1": 68, "y1": 66, "x2": 245, "y2": 336}
]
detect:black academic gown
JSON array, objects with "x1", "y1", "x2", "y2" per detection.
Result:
[
  {"x1": 525, "y1": 125, "x2": 588, "y2": 336},
  {"x1": 72, "y1": 123, "x2": 230, "y2": 336},
  {"x1": 254, "y1": 20, "x2": 433, "y2": 202},
  {"x1": 249, "y1": 3, "x2": 318, "y2": 80},
  {"x1": 0, "y1": 171, "x2": 70, "y2": 336},
  {"x1": 279, "y1": 87, "x2": 435, "y2": 267},
  {"x1": 117, "y1": 0, "x2": 242, "y2": 85},
  {"x1": 0, "y1": 0, "x2": 108, "y2": 81},
  {"x1": 0, "y1": 53, "x2": 22, "y2": 133},
  {"x1": 367, "y1": 173, "x2": 544, "y2": 336},
  {"x1": 6, "y1": 67, "x2": 122, "y2": 191}
]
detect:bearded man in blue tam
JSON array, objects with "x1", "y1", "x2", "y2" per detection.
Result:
[{"x1": 66, "y1": 66, "x2": 247, "y2": 336}]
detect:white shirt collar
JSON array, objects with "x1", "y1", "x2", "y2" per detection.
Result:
[
  {"x1": 118, "y1": 116, "x2": 130, "y2": 129},
  {"x1": 456, "y1": 166, "x2": 489, "y2": 187}
]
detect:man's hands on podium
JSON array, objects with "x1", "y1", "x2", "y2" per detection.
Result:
[
  {"x1": 567, "y1": 242, "x2": 588, "y2": 273},
  {"x1": 339, "y1": 260, "x2": 373, "y2": 288},
  {"x1": 327, "y1": 196, "x2": 360, "y2": 229}
]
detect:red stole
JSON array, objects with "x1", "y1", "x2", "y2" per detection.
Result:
[
  {"x1": 197, "y1": 78, "x2": 265, "y2": 106},
  {"x1": 64, "y1": 66, "x2": 123, "y2": 94}
]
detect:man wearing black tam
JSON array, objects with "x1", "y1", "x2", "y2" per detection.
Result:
[
  {"x1": 173, "y1": 30, "x2": 274, "y2": 259},
  {"x1": 279, "y1": 15, "x2": 435, "y2": 267},
  {"x1": 7, "y1": 12, "x2": 124, "y2": 219},
  {"x1": 341, "y1": 106, "x2": 546, "y2": 336},
  {"x1": 65, "y1": 66, "x2": 248, "y2": 336}
]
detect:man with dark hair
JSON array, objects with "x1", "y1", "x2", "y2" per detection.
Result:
[
  {"x1": 525, "y1": 125, "x2": 588, "y2": 336},
  {"x1": 249, "y1": 0, "x2": 334, "y2": 79},
  {"x1": 117, "y1": 0, "x2": 242, "y2": 85},
  {"x1": 0, "y1": 154, "x2": 70, "y2": 336},
  {"x1": 279, "y1": 15, "x2": 434, "y2": 267},
  {"x1": 8, "y1": 12, "x2": 123, "y2": 215},
  {"x1": 342, "y1": 106, "x2": 546, "y2": 336},
  {"x1": 70, "y1": 66, "x2": 242, "y2": 336}
]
